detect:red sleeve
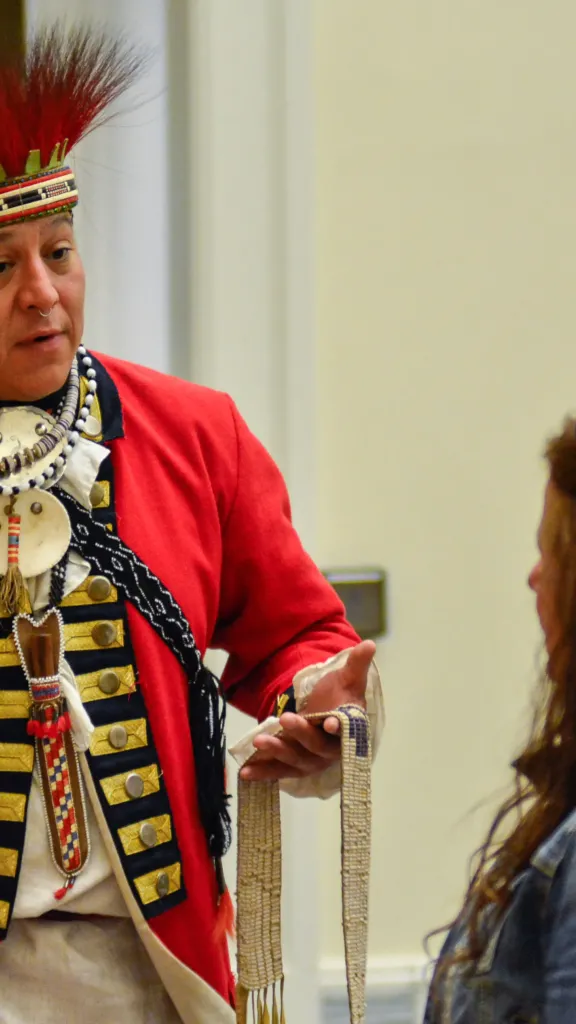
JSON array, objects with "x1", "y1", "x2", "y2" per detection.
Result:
[{"x1": 212, "y1": 398, "x2": 359, "y2": 720}]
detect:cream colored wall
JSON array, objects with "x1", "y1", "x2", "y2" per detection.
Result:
[{"x1": 315, "y1": 0, "x2": 576, "y2": 962}]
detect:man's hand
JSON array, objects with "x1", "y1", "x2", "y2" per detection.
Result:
[{"x1": 239, "y1": 640, "x2": 376, "y2": 782}]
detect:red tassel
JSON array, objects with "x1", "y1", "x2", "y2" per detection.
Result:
[
  {"x1": 27, "y1": 706, "x2": 71, "y2": 739},
  {"x1": 27, "y1": 719, "x2": 63, "y2": 739},
  {"x1": 57, "y1": 712, "x2": 71, "y2": 733},
  {"x1": 213, "y1": 887, "x2": 236, "y2": 942},
  {"x1": 54, "y1": 876, "x2": 76, "y2": 901}
]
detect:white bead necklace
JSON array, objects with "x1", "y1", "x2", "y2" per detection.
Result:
[{"x1": 0, "y1": 345, "x2": 98, "y2": 498}]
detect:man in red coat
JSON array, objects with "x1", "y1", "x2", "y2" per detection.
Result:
[{"x1": 0, "y1": 26, "x2": 383, "y2": 1024}]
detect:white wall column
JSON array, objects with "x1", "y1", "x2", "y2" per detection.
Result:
[
  {"x1": 187, "y1": 1, "x2": 321, "y2": 1018},
  {"x1": 26, "y1": 0, "x2": 172, "y2": 372}
]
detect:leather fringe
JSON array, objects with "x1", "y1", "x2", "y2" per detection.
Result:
[
  {"x1": 235, "y1": 981, "x2": 285, "y2": 1024},
  {"x1": 0, "y1": 564, "x2": 25, "y2": 616}
]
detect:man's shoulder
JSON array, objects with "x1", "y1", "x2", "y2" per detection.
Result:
[{"x1": 93, "y1": 351, "x2": 233, "y2": 426}]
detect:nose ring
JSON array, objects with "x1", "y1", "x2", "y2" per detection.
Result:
[{"x1": 38, "y1": 305, "x2": 55, "y2": 318}]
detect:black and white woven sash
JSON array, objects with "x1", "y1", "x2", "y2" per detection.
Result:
[{"x1": 56, "y1": 487, "x2": 232, "y2": 860}]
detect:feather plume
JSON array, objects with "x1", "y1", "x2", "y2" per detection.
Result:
[{"x1": 0, "y1": 22, "x2": 150, "y2": 180}]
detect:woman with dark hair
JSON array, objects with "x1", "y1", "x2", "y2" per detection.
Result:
[{"x1": 425, "y1": 419, "x2": 576, "y2": 1023}]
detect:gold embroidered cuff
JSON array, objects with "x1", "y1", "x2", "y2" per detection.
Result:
[
  {"x1": 0, "y1": 792, "x2": 27, "y2": 822},
  {"x1": 90, "y1": 718, "x2": 147, "y2": 757},
  {"x1": 0, "y1": 691, "x2": 31, "y2": 719},
  {"x1": 0, "y1": 900, "x2": 10, "y2": 929},
  {"x1": 100, "y1": 764, "x2": 160, "y2": 806},
  {"x1": 275, "y1": 693, "x2": 291, "y2": 718},
  {"x1": 0, "y1": 847, "x2": 18, "y2": 878},
  {"x1": 76, "y1": 665, "x2": 135, "y2": 704},
  {"x1": 117, "y1": 814, "x2": 172, "y2": 856},
  {"x1": 0, "y1": 743, "x2": 34, "y2": 773},
  {"x1": 134, "y1": 862, "x2": 181, "y2": 906}
]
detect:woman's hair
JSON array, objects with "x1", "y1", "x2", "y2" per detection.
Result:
[{"x1": 434, "y1": 416, "x2": 576, "y2": 982}]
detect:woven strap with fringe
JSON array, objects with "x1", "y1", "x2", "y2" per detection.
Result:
[{"x1": 235, "y1": 703, "x2": 372, "y2": 1024}]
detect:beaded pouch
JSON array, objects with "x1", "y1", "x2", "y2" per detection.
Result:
[{"x1": 14, "y1": 609, "x2": 90, "y2": 898}]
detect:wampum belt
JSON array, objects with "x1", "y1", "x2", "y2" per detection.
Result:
[{"x1": 235, "y1": 704, "x2": 372, "y2": 1024}]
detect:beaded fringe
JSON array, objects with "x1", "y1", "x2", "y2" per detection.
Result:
[
  {"x1": 236, "y1": 981, "x2": 286, "y2": 1024},
  {"x1": 236, "y1": 778, "x2": 284, "y2": 1020},
  {"x1": 235, "y1": 705, "x2": 372, "y2": 1024}
]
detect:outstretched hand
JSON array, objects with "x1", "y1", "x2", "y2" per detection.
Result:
[{"x1": 239, "y1": 640, "x2": 376, "y2": 782}]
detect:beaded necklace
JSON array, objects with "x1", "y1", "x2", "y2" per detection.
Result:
[
  {"x1": 0, "y1": 345, "x2": 97, "y2": 497},
  {"x1": 0, "y1": 346, "x2": 98, "y2": 614}
]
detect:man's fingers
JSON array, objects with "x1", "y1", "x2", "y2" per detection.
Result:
[
  {"x1": 252, "y1": 734, "x2": 312, "y2": 768},
  {"x1": 322, "y1": 716, "x2": 341, "y2": 735},
  {"x1": 240, "y1": 761, "x2": 310, "y2": 782},
  {"x1": 237, "y1": 640, "x2": 377, "y2": 784},
  {"x1": 342, "y1": 640, "x2": 376, "y2": 688},
  {"x1": 278, "y1": 716, "x2": 341, "y2": 758}
]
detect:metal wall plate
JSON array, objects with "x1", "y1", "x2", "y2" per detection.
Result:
[{"x1": 323, "y1": 568, "x2": 387, "y2": 640}]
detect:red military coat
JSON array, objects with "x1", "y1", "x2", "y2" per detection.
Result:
[{"x1": 99, "y1": 354, "x2": 358, "y2": 1011}]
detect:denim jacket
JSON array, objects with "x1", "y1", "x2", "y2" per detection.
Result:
[{"x1": 424, "y1": 806, "x2": 576, "y2": 1023}]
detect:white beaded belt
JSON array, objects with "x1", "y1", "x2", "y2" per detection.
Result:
[{"x1": 235, "y1": 703, "x2": 372, "y2": 1024}]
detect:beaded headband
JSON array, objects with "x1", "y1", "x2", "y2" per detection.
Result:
[
  {"x1": 0, "y1": 168, "x2": 78, "y2": 225},
  {"x1": 0, "y1": 24, "x2": 147, "y2": 225}
]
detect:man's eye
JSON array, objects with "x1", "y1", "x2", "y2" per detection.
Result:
[{"x1": 51, "y1": 247, "x2": 71, "y2": 261}]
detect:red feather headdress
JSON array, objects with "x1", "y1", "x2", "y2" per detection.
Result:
[{"x1": 0, "y1": 24, "x2": 148, "y2": 224}]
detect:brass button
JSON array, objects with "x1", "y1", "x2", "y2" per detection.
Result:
[
  {"x1": 125, "y1": 773, "x2": 145, "y2": 800},
  {"x1": 156, "y1": 871, "x2": 170, "y2": 898},
  {"x1": 88, "y1": 576, "x2": 112, "y2": 602},
  {"x1": 140, "y1": 822, "x2": 158, "y2": 849},
  {"x1": 90, "y1": 482, "x2": 105, "y2": 507},
  {"x1": 108, "y1": 725, "x2": 128, "y2": 750},
  {"x1": 98, "y1": 670, "x2": 121, "y2": 696},
  {"x1": 92, "y1": 621, "x2": 117, "y2": 647}
]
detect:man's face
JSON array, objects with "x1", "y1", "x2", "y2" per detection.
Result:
[{"x1": 0, "y1": 212, "x2": 85, "y2": 402}]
